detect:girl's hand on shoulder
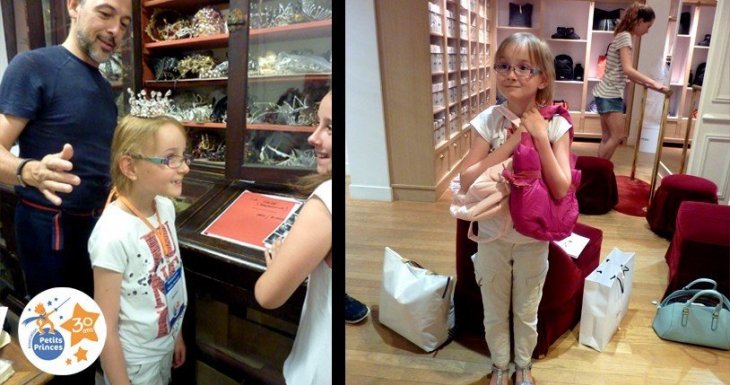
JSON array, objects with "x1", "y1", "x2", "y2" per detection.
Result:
[{"x1": 520, "y1": 107, "x2": 548, "y2": 142}]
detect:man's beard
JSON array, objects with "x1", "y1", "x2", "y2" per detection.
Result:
[{"x1": 76, "y1": 30, "x2": 112, "y2": 65}]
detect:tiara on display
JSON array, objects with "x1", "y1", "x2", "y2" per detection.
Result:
[{"x1": 128, "y1": 88, "x2": 173, "y2": 118}]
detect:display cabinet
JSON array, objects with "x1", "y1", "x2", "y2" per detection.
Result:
[
  {"x1": 377, "y1": 0, "x2": 494, "y2": 202},
  {"x1": 494, "y1": 0, "x2": 640, "y2": 139},
  {"x1": 137, "y1": 1, "x2": 332, "y2": 383}
]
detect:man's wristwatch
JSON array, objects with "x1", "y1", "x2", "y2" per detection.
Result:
[{"x1": 16, "y1": 158, "x2": 32, "y2": 188}]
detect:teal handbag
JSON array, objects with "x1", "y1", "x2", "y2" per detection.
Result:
[{"x1": 652, "y1": 284, "x2": 730, "y2": 350}]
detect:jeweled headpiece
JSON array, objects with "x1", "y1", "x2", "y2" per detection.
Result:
[{"x1": 128, "y1": 88, "x2": 173, "y2": 118}]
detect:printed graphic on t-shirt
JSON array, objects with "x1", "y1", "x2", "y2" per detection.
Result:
[{"x1": 131, "y1": 221, "x2": 185, "y2": 338}]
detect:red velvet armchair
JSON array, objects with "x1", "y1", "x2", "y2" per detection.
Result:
[{"x1": 663, "y1": 201, "x2": 730, "y2": 299}]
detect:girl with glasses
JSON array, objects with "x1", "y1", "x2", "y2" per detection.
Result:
[
  {"x1": 89, "y1": 114, "x2": 190, "y2": 385},
  {"x1": 459, "y1": 32, "x2": 573, "y2": 385}
]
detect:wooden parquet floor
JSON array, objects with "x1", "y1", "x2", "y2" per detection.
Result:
[{"x1": 345, "y1": 142, "x2": 730, "y2": 385}]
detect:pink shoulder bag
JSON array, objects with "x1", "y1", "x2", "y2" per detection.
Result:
[{"x1": 500, "y1": 105, "x2": 581, "y2": 241}]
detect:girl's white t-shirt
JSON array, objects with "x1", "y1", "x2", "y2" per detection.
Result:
[
  {"x1": 283, "y1": 179, "x2": 332, "y2": 385},
  {"x1": 88, "y1": 196, "x2": 186, "y2": 365},
  {"x1": 469, "y1": 105, "x2": 571, "y2": 243}
]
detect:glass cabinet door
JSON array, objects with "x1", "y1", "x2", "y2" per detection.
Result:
[{"x1": 226, "y1": 0, "x2": 332, "y2": 183}]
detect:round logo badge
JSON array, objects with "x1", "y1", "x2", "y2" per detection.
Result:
[{"x1": 18, "y1": 287, "x2": 106, "y2": 375}]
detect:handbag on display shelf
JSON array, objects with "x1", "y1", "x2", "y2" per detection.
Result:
[
  {"x1": 593, "y1": 8, "x2": 623, "y2": 31},
  {"x1": 379, "y1": 247, "x2": 455, "y2": 352},
  {"x1": 596, "y1": 44, "x2": 611, "y2": 79},
  {"x1": 653, "y1": 284, "x2": 730, "y2": 350},
  {"x1": 579, "y1": 248, "x2": 635, "y2": 351},
  {"x1": 508, "y1": 2, "x2": 533, "y2": 27}
]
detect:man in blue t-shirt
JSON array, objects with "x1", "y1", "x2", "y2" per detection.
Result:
[{"x1": 0, "y1": 1, "x2": 131, "y2": 382}]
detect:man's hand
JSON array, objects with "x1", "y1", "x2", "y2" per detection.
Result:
[{"x1": 23, "y1": 143, "x2": 81, "y2": 206}]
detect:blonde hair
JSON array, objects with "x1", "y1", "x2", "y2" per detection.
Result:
[
  {"x1": 110, "y1": 115, "x2": 186, "y2": 195},
  {"x1": 615, "y1": 2, "x2": 655, "y2": 35},
  {"x1": 494, "y1": 32, "x2": 554, "y2": 106}
]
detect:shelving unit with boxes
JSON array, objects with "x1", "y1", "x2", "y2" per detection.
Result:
[
  {"x1": 493, "y1": 0, "x2": 640, "y2": 139},
  {"x1": 377, "y1": 0, "x2": 494, "y2": 202},
  {"x1": 663, "y1": 0, "x2": 716, "y2": 144}
]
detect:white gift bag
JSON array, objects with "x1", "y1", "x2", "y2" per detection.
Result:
[
  {"x1": 579, "y1": 247, "x2": 635, "y2": 351},
  {"x1": 379, "y1": 247, "x2": 455, "y2": 352}
]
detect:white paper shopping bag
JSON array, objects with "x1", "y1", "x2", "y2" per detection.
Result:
[
  {"x1": 379, "y1": 247, "x2": 455, "y2": 352},
  {"x1": 579, "y1": 247, "x2": 635, "y2": 351}
]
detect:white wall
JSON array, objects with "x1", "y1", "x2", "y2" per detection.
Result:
[
  {"x1": 345, "y1": 0, "x2": 392, "y2": 201},
  {"x1": 686, "y1": 0, "x2": 730, "y2": 204}
]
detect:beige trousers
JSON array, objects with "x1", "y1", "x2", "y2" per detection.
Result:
[
  {"x1": 474, "y1": 239, "x2": 549, "y2": 369},
  {"x1": 105, "y1": 350, "x2": 173, "y2": 385}
]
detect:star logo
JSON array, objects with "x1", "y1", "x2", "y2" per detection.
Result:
[
  {"x1": 60, "y1": 304, "x2": 100, "y2": 347},
  {"x1": 74, "y1": 347, "x2": 88, "y2": 362}
]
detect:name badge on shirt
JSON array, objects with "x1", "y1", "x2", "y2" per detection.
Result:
[{"x1": 164, "y1": 267, "x2": 185, "y2": 337}]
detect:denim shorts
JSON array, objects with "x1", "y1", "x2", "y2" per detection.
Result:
[{"x1": 595, "y1": 96, "x2": 624, "y2": 114}]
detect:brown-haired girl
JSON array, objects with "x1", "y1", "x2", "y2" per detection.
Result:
[{"x1": 593, "y1": 2, "x2": 668, "y2": 160}]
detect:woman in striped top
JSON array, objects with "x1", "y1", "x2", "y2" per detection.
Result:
[{"x1": 593, "y1": 2, "x2": 668, "y2": 160}]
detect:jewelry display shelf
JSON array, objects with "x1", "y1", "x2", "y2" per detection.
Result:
[
  {"x1": 140, "y1": 0, "x2": 331, "y2": 182},
  {"x1": 143, "y1": 20, "x2": 331, "y2": 51},
  {"x1": 136, "y1": 1, "x2": 330, "y2": 382},
  {"x1": 144, "y1": 33, "x2": 228, "y2": 50}
]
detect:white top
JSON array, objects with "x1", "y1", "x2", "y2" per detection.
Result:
[
  {"x1": 469, "y1": 105, "x2": 571, "y2": 243},
  {"x1": 283, "y1": 179, "x2": 332, "y2": 385},
  {"x1": 593, "y1": 32, "x2": 633, "y2": 99},
  {"x1": 88, "y1": 196, "x2": 187, "y2": 365}
]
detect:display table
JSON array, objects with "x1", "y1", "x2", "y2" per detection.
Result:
[
  {"x1": 0, "y1": 339, "x2": 53, "y2": 385},
  {"x1": 174, "y1": 179, "x2": 306, "y2": 385}
]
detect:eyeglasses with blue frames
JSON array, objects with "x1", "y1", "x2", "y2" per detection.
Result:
[
  {"x1": 492, "y1": 63, "x2": 542, "y2": 77},
  {"x1": 131, "y1": 154, "x2": 193, "y2": 169}
]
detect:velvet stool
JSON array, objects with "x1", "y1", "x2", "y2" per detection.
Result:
[
  {"x1": 454, "y1": 219, "x2": 602, "y2": 358},
  {"x1": 646, "y1": 174, "x2": 718, "y2": 239},
  {"x1": 662, "y1": 201, "x2": 730, "y2": 299},
  {"x1": 574, "y1": 156, "x2": 618, "y2": 214}
]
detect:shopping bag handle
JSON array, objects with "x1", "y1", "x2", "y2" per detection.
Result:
[
  {"x1": 403, "y1": 258, "x2": 452, "y2": 298},
  {"x1": 681, "y1": 278, "x2": 717, "y2": 291},
  {"x1": 403, "y1": 259, "x2": 424, "y2": 269},
  {"x1": 610, "y1": 265, "x2": 631, "y2": 293}
]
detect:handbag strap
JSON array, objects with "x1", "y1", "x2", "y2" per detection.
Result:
[
  {"x1": 686, "y1": 289, "x2": 728, "y2": 312},
  {"x1": 682, "y1": 278, "x2": 717, "y2": 291},
  {"x1": 604, "y1": 43, "x2": 611, "y2": 56}
]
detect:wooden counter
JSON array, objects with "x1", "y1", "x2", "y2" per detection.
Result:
[{"x1": 0, "y1": 339, "x2": 53, "y2": 385}]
